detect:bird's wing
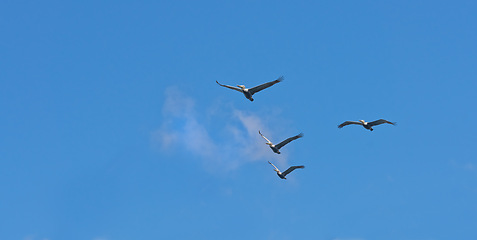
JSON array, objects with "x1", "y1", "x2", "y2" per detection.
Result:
[
  {"x1": 275, "y1": 133, "x2": 304, "y2": 150},
  {"x1": 368, "y1": 119, "x2": 396, "y2": 127},
  {"x1": 338, "y1": 121, "x2": 362, "y2": 128},
  {"x1": 282, "y1": 165, "x2": 305, "y2": 177},
  {"x1": 216, "y1": 81, "x2": 243, "y2": 92},
  {"x1": 248, "y1": 76, "x2": 283, "y2": 95},
  {"x1": 268, "y1": 161, "x2": 280, "y2": 172},
  {"x1": 259, "y1": 130, "x2": 272, "y2": 144}
]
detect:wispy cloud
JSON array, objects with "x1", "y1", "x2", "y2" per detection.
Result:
[{"x1": 152, "y1": 87, "x2": 289, "y2": 172}]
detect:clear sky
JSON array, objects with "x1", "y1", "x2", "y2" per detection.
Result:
[{"x1": 1, "y1": 1, "x2": 476, "y2": 240}]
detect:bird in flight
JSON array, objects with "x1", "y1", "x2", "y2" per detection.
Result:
[
  {"x1": 338, "y1": 119, "x2": 396, "y2": 131},
  {"x1": 259, "y1": 131, "x2": 303, "y2": 154},
  {"x1": 216, "y1": 76, "x2": 283, "y2": 101},
  {"x1": 268, "y1": 161, "x2": 304, "y2": 179}
]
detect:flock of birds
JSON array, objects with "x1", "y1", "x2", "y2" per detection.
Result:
[{"x1": 216, "y1": 77, "x2": 396, "y2": 180}]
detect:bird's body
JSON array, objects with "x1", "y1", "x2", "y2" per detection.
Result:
[
  {"x1": 338, "y1": 119, "x2": 396, "y2": 131},
  {"x1": 268, "y1": 161, "x2": 304, "y2": 179},
  {"x1": 270, "y1": 145, "x2": 281, "y2": 154},
  {"x1": 241, "y1": 88, "x2": 253, "y2": 101},
  {"x1": 216, "y1": 76, "x2": 283, "y2": 101},
  {"x1": 259, "y1": 131, "x2": 303, "y2": 154},
  {"x1": 362, "y1": 122, "x2": 373, "y2": 131},
  {"x1": 262, "y1": 143, "x2": 281, "y2": 154},
  {"x1": 277, "y1": 172, "x2": 286, "y2": 179}
]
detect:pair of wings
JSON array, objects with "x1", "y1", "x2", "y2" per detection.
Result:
[
  {"x1": 268, "y1": 161, "x2": 305, "y2": 176},
  {"x1": 216, "y1": 76, "x2": 283, "y2": 95},
  {"x1": 259, "y1": 131, "x2": 303, "y2": 150},
  {"x1": 338, "y1": 119, "x2": 396, "y2": 128}
]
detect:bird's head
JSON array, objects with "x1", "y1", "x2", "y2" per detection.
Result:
[
  {"x1": 359, "y1": 120, "x2": 366, "y2": 124},
  {"x1": 266, "y1": 142, "x2": 273, "y2": 146},
  {"x1": 237, "y1": 85, "x2": 246, "y2": 90}
]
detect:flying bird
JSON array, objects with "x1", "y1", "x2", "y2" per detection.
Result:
[
  {"x1": 268, "y1": 161, "x2": 305, "y2": 179},
  {"x1": 259, "y1": 131, "x2": 303, "y2": 154},
  {"x1": 338, "y1": 119, "x2": 396, "y2": 131},
  {"x1": 216, "y1": 76, "x2": 283, "y2": 101}
]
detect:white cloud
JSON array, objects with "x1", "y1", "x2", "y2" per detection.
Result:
[{"x1": 152, "y1": 87, "x2": 289, "y2": 172}]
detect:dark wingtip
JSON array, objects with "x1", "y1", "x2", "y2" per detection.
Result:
[
  {"x1": 277, "y1": 76, "x2": 284, "y2": 82},
  {"x1": 298, "y1": 132, "x2": 304, "y2": 137}
]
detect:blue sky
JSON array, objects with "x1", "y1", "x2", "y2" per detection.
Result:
[{"x1": 1, "y1": 1, "x2": 477, "y2": 240}]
